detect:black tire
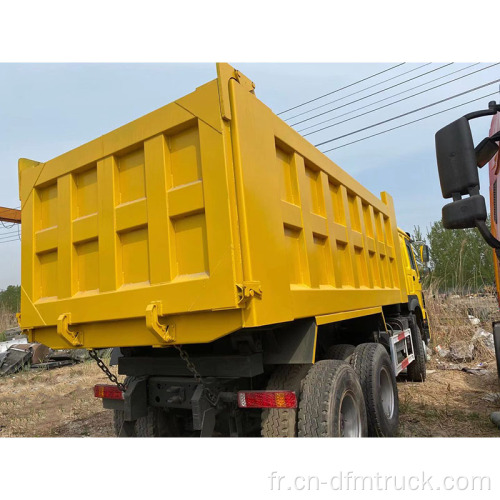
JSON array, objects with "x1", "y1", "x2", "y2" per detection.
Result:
[
  {"x1": 261, "y1": 364, "x2": 311, "y2": 437},
  {"x1": 407, "y1": 317, "x2": 426, "y2": 382},
  {"x1": 350, "y1": 343, "x2": 399, "y2": 437},
  {"x1": 298, "y1": 360, "x2": 368, "y2": 437},
  {"x1": 113, "y1": 408, "x2": 180, "y2": 437},
  {"x1": 135, "y1": 407, "x2": 181, "y2": 437},
  {"x1": 325, "y1": 344, "x2": 356, "y2": 361}
]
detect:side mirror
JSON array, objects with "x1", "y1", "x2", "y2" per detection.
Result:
[
  {"x1": 436, "y1": 117, "x2": 479, "y2": 199},
  {"x1": 419, "y1": 244, "x2": 430, "y2": 264},
  {"x1": 435, "y1": 101, "x2": 500, "y2": 251},
  {"x1": 442, "y1": 194, "x2": 487, "y2": 229}
]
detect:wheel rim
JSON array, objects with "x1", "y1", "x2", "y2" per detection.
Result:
[
  {"x1": 339, "y1": 390, "x2": 362, "y2": 437},
  {"x1": 379, "y1": 366, "x2": 395, "y2": 419}
]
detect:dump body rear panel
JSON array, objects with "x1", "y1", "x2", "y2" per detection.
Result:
[
  {"x1": 20, "y1": 64, "x2": 409, "y2": 349},
  {"x1": 20, "y1": 78, "x2": 244, "y2": 348}
]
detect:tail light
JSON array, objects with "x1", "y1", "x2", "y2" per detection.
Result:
[
  {"x1": 94, "y1": 384, "x2": 124, "y2": 400},
  {"x1": 237, "y1": 390, "x2": 297, "y2": 408}
]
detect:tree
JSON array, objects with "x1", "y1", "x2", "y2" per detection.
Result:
[
  {"x1": 0, "y1": 285, "x2": 21, "y2": 313},
  {"x1": 426, "y1": 218, "x2": 495, "y2": 292}
]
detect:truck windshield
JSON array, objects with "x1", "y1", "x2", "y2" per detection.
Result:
[{"x1": 405, "y1": 240, "x2": 418, "y2": 272}]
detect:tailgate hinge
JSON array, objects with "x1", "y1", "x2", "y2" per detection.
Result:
[
  {"x1": 57, "y1": 313, "x2": 83, "y2": 347},
  {"x1": 237, "y1": 281, "x2": 262, "y2": 305},
  {"x1": 146, "y1": 301, "x2": 175, "y2": 344}
]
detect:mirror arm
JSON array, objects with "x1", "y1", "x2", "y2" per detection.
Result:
[
  {"x1": 464, "y1": 101, "x2": 500, "y2": 121},
  {"x1": 475, "y1": 220, "x2": 500, "y2": 252}
]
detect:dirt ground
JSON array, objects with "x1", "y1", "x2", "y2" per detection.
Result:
[
  {"x1": 0, "y1": 360, "x2": 115, "y2": 437},
  {"x1": 1, "y1": 356, "x2": 499, "y2": 437},
  {"x1": 398, "y1": 361, "x2": 500, "y2": 437}
]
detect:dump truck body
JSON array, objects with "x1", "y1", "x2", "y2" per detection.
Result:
[
  {"x1": 21, "y1": 64, "x2": 411, "y2": 350},
  {"x1": 19, "y1": 64, "x2": 430, "y2": 437}
]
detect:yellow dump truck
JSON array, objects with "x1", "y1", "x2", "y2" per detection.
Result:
[{"x1": 19, "y1": 64, "x2": 430, "y2": 437}]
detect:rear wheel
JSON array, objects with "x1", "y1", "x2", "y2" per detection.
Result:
[
  {"x1": 325, "y1": 344, "x2": 356, "y2": 361},
  {"x1": 135, "y1": 407, "x2": 181, "y2": 437},
  {"x1": 113, "y1": 407, "x2": 182, "y2": 437},
  {"x1": 261, "y1": 364, "x2": 311, "y2": 437},
  {"x1": 113, "y1": 409, "x2": 125, "y2": 436},
  {"x1": 350, "y1": 343, "x2": 399, "y2": 437},
  {"x1": 298, "y1": 360, "x2": 367, "y2": 437},
  {"x1": 407, "y1": 316, "x2": 426, "y2": 382}
]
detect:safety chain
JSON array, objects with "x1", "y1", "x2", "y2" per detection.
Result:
[
  {"x1": 173, "y1": 344, "x2": 218, "y2": 406},
  {"x1": 88, "y1": 349, "x2": 127, "y2": 392}
]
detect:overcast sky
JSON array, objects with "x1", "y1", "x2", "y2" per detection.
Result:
[{"x1": 0, "y1": 62, "x2": 499, "y2": 289}]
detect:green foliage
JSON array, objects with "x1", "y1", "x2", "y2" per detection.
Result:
[
  {"x1": 0, "y1": 285, "x2": 21, "y2": 314},
  {"x1": 426, "y1": 218, "x2": 495, "y2": 292},
  {"x1": 0, "y1": 332, "x2": 6, "y2": 342}
]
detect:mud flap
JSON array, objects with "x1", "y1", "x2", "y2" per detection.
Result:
[
  {"x1": 493, "y1": 322, "x2": 500, "y2": 379},
  {"x1": 191, "y1": 385, "x2": 216, "y2": 437},
  {"x1": 124, "y1": 377, "x2": 148, "y2": 421}
]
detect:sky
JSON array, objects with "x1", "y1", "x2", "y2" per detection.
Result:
[{"x1": 0, "y1": 62, "x2": 499, "y2": 289}]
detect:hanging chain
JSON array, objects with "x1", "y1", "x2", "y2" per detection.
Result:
[
  {"x1": 89, "y1": 347, "x2": 217, "y2": 406},
  {"x1": 88, "y1": 349, "x2": 127, "y2": 392},
  {"x1": 173, "y1": 345, "x2": 218, "y2": 406}
]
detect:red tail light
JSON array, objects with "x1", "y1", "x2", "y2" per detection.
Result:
[
  {"x1": 94, "y1": 384, "x2": 124, "y2": 400},
  {"x1": 237, "y1": 390, "x2": 297, "y2": 408}
]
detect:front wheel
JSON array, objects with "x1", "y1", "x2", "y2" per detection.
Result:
[
  {"x1": 298, "y1": 360, "x2": 368, "y2": 437},
  {"x1": 407, "y1": 316, "x2": 426, "y2": 382}
]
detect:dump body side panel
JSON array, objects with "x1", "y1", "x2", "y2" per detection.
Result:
[
  {"x1": 229, "y1": 79, "x2": 408, "y2": 328},
  {"x1": 20, "y1": 79, "x2": 244, "y2": 348}
]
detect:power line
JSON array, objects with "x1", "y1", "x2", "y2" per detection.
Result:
[
  {"x1": 315, "y1": 78, "x2": 500, "y2": 148},
  {"x1": 0, "y1": 230, "x2": 21, "y2": 238},
  {"x1": 290, "y1": 63, "x2": 455, "y2": 127},
  {"x1": 0, "y1": 236, "x2": 21, "y2": 243},
  {"x1": 0, "y1": 237, "x2": 21, "y2": 244},
  {"x1": 285, "y1": 63, "x2": 432, "y2": 121},
  {"x1": 299, "y1": 62, "x2": 481, "y2": 133},
  {"x1": 322, "y1": 91, "x2": 499, "y2": 153},
  {"x1": 277, "y1": 63, "x2": 406, "y2": 116},
  {"x1": 303, "y1": 63, "x2": 500, "y2": 137}
]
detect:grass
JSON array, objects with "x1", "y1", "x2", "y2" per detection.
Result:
[
  {"x1": 397, "y1": 289, "x2": 500, "y2": 437},
  {"x1": 0, "y1": 359, "x2": 119, "y2": 437},
  {"x1": 424, "y1": 284, "x2": 499, "y2": 363},
  {"x1": 0, "y1": 307, "x2": 18, "y2": 336}
]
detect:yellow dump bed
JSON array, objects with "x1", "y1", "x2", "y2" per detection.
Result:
[{"x1": 19, "y1": 64, "x2": 409, "y2": 349}]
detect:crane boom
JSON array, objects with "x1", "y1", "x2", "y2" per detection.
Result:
[{"x1": 0, "y1": 206, "x2": 21, "y2": 224}]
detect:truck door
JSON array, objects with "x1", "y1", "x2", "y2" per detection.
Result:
[{"x1": 404, "y1": 239, "x2": 421, "y2": 296}]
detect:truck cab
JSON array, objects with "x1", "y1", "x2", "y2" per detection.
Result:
[
  {"x1": 398, "y1": 229, "x2": 430, "y2": 344},
  {"x1": 489, "y1": 112, "x2": 500, "y2": 302}
]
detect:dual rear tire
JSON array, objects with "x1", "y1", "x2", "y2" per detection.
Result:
[
  {"x1": 263, "y1": 342, "x2": 399, "y2": 438},
  {"x1": 113, "y1": 407, "x2": 182, "y2": 437},
  {"x1": 350, "y1": 343, "x2": 399, "y2": 437},
  {"x1": 297, "y1": 360, "x2": 368, "y2": 437}
]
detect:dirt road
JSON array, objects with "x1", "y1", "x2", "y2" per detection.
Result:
[{"x1": 1, "y1": 358, "x2": 499, "y2": 437}]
